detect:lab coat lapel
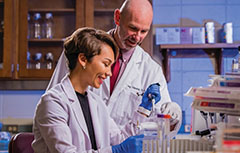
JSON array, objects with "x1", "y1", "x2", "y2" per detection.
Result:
[
  {"x1": 87, "y1": 91, "x2": 102, "y2": 148},
  {"x1": 111, "y1": 46, "x2": 141, "y2": 98},
  {"x1": 61, "y1": 75, "x2": 90, "y2": 142}
]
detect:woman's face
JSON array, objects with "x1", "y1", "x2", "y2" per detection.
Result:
[{"x1": 86, "y1": 43, "x2": 115, "y2": 88}]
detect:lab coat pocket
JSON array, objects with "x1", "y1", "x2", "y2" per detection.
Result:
[{"x1": 118, "y1": 87, "x2": 143, "y2": 125}]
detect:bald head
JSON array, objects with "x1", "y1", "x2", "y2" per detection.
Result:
[
  {"x1": 113, "y1": 0, "x2": 153, "y2": 50},
  {"x1": 120, "y1": 0, "x2": 153, "y2": 19}
]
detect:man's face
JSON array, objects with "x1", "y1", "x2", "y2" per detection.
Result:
[{"x1": 116, "y1": 9, "x2": 152, "y2": 50}]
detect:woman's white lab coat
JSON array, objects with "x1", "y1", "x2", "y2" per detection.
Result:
[{"x1": 32, "y1": 74, "x2": 143, "y2": 153}]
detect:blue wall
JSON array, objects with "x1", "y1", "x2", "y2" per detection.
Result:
[{"x1": 153, "y1": 0, "x2": 240, "y2": 129}]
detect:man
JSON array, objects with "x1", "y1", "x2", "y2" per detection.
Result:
[{"x1": 47, "y1": 0, "x2": 182, "y2": 138}]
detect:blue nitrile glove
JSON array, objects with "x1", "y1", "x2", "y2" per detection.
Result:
[
  {"x1": 138, "y1": 83, "x2": 161, "y2": 116},
  {"x1": 112, "y1": 134, "x2": 144, "y2": 153}
]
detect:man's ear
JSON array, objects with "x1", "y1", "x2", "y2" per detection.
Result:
[
  {"x1": 114, "y1": 9, "x2": 121, "y2": 26},
  {"x1": 78, "y1": 53, "x2": 87, "y2": 68}
]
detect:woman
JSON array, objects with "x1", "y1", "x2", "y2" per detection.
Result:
[{"x1": 32, "y1": 27, "x2": 144, "y2": 153}]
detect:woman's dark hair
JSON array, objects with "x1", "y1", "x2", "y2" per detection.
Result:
[{"x1": 64, "y1": 27, "x2": 119, "y2": 70}]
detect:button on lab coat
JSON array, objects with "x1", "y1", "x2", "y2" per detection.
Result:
[{"x1": 32, "y1": 75, "x2": 140, "y2": 153}]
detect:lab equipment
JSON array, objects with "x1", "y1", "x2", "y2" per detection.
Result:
[
  {"x1": 34, "y1": 53, "x2": 42, "y2": 69},
  {"x1": 27, "y1": 51, "x2": 32, "y2": 69},
  {"x1": 33, "y1": 13, "x2": 42, "y2": 39},
  {"x1": 138, "y1": 114, "x2": 171, "y2": 153},
  {"x1": 0, "y1": 131, "x2": 11, "y2": 151},
  {"x1": 139, "y1": 83, "x2": 161, "y2": 116},
  {"x1": 44, "y1": 13, "x2": 54, "y2": 38},
  {"x1": 45, "y1": 52, "x2": 54, "y2": 69},
  {"x1": 215, "y1": 123, "x2": 240, "y2": 152},
  {"x1": 112, "y1": 134, "x2": 144, "y2": 153},
  {"x1": 205, "y1": 22, "x2": 215, "y2": 43},
  {"x1": 232, "y1": 59, "x2": 238, "y2": 72},
  {"x1": 223, "y1": 22, "x2": 233, "y2": 43}
]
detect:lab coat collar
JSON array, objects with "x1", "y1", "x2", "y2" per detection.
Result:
[{"x1": 60, "y1": 74, "x2": 91, "y2": 144}]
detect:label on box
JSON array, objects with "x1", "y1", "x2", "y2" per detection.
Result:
[
  {"x1": 180, "y1": 27, "x2": 192, "y2": 44},
  {"x1": 192, "y1": 27, "x2": 205, "y2": 44},
  {"x1": 155, "y1": 28, "x2": 168, "y2": 44},
  {"x1": 155, "y1": 27, "x2": 180, "y2": 44}
]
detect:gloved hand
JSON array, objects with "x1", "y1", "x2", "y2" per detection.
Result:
[
  {"x1": 138, "y1": 83, "x2": 161, "y2": 116},
  {"x1": 159, "y1": 102, "x2": 182, "y2": 138},
  {"x1": 112, "y1": 134, "x2": 144, "y2": 153}
]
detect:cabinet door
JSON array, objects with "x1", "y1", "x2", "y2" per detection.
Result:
[
  {"x1": 18, "y1": 0, "x2": 86, "y2": 79},
  {"x1": 0, "y1": 0, "x2": 13, "y2": 78}
]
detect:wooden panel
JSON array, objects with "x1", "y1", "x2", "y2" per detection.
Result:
[
  {"x1": 0, "y1": 0, "x2": 13, "y2": 78},
  {"x1": 28, "y1": 0, "x2": 75, "y2": 9},
  {"x1": 94, "y1": 11, "x2": 114, "y2": 31},
  {"x1": 94, "y1": 0, "x2": 124, "y2": 9}
]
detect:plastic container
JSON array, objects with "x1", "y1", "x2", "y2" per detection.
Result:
[
  {"x1": 0, "y1": 132, "x2": 11, "y2": 151},
  {"x1": 45, "y1": 52, "x2": 53, "y2": 69},
  {"x1": 34, "y1": 53, "x2": 42, "y2": 69},
  {"x1": 223, "y1": 22, "x2": 233, "y2": 43},
  {"x1": 205, "y1": 22, "x2": 215, "y2": 43},
  {"x1": 33, "y1": 13, "x2": 42, "y2": 39},
  {"x1": 139, "y1": 114, "x2": 171, "y2": 153},
  {"x1": 44, "y1": 13, "x2": 54, "y2": 38}
]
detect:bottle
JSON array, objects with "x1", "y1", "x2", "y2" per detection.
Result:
[
  {"x1": 44, "y1": 13, "x2": 54, "y2": 38},
  {"x1": 33, "y1": 13, "x2": 42, "y2": 39},
  {"x1": 231, "y1": 47, "x2": 240, "y2": 73},
  {"x1": 45, "y1": 52, "x2": 53, "y2": 69},
  {"x1": 34, "y1": 53, "x2": 42, "y2": 69},
  {"x1": 27, "y1": 13, "x2": 33, "y2": 39},
  {"x1": 223, "y1": 22, "x2": 233, "y2": 43},
  {"x1": 27, "y1": 51, "x2": 32, "y2": 69},
  {"x1": 205, "y1": 22, "x2": 215, "y2": 43}
]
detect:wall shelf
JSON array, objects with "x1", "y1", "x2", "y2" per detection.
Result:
[
  {"x1": 159, "y1": 43, "x2": 240, "y2": 82},
  {"x1": 29, "y1": 8, "x2": 75, "y2": 13}
]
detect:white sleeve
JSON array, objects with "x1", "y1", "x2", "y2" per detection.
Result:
[
  {"x1": 46, "y1": 51, "x2": 69, "y2": 90},
  {"x1": 109, "y1": 111, "x2": 147, "y2": 146}
]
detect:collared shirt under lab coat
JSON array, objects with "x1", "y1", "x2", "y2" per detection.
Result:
[
  {"x1": 46, "y1": 45, "x2": 182, "y2": 138},
  {"x1": 33, "y1": 74, "x2": 145, "y2": 153}
]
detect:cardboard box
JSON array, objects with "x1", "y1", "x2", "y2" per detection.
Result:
[
  {"x1": 156, "y1": 27, "x2": 180, "y2": 45},
  {"x1": 180, "y1": 27, "x2": 192, "y2": 44},
  {"x1": 192, "y1": 27, "x2": 205, "y2": 44}
]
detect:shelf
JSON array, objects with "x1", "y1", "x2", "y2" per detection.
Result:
[
  {"x1": 28, "y1": 38, "x2": 64, "y2": 42},
  {"x1": 94, "y1": 8, "x2": 114, "y2": 13},
  {"x1": 29, "y1": 8, "x2": 75, "y2": 13},
  {"x1": 160, "y1": 43, "x2": 240, "y2": 49},
  {"x1": 159, "y1": 43, "x2": 240, "y2": 83}
]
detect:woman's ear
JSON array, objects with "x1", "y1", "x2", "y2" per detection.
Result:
[
  {"x1": 78, "y1": 53, "x2": 87, "y2": 69},
  {"x1": 114, "y1": 9, "x2": 121, "y2": 26}
]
